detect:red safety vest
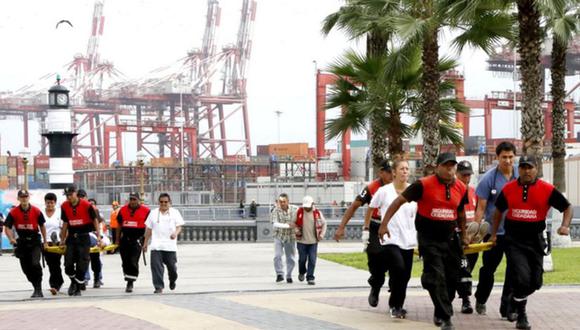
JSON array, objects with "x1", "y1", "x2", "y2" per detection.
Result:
[
  {"x1": 9, "y1": 205, "x2": 43, "y2": 232},
  {"x1": 465, "y1": 186, "x2": 477, "y2": 222},
  {"x1": 118, "y1": 205, "x2": 150, "y2": 229},
  {"x1": 296, "y1": 208, "x2": 324, "y2": 240},
  {"x1": 367, "y1": 179, "x2": 383, "y2": 219},
  {"x1": 62, "y1": 199, "x2": 94, "y2": 227},
  {"x1": 501, "y1": 179, "x2": 553, "y2": 223},
  {"x1": 417, "y1": 175, "x2": 467, "y2": 221}
]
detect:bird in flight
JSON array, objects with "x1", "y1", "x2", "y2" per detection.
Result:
[{"x1": 56, "y1": 20, "x2": 73, "y2": 29}]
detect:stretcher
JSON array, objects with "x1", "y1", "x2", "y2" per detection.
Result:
[
  {"x1": 45, "y1": 244, "x2": 119, "y2": 255},
  {"x1": 413, "y1": 241, "x2": 494, "y2": 256}
]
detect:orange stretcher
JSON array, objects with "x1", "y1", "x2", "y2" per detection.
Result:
[
  {"x1": 413, "y1": 242, "x2": 494, "y2": 256},
  {"x1": 45, "y1": 244, "x2": 118, "y2": 255}
]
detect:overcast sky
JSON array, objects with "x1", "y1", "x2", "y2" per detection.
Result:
[{"x1": 0, "y1": 0, "x2": 578, "y2": 160}]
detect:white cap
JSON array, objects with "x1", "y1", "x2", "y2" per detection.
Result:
[{"x1": 302, "y1": 195, "x2": 314, "y2": 208}]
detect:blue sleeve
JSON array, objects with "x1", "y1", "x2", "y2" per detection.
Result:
[{"x1": 475, "y1": 170, "x2": 492, "y2": 201}]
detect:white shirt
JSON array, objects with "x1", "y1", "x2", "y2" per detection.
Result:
[
  {"x1": 42, "y1": 208, "x2": 62, "y2": 243},
  {"x1": 145, "y1": 207, "x2": 185, "y2": 252},
  {"x1": 369, "y1": 183, "x2": 417, "y2": 250}
]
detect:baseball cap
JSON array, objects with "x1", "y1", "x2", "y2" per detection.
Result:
[
  {"x1": 77, "y1": 189, "x2": 87, "y2": 198},
  {"x1": 518, "y1": 155, "x2": 537, "y2": 168},
  {"x1": 63, "y1": 185, "x2": 77, "y2": 195},
  {"x1": 129, "y1": 192, "x2": 140, "y2": 200},
  {"x1": 379, "y1": 160, "x2": 392, "y2": 172},
  {"x1": 436, "y1": 152, "x2": 457, "y2": 166},
  {"x1": 17, "y1": 189, "x2": 29, "y2": 198},
  {"x1": 302, "y1": 195, "x2": 314, "y2": 208},
  {"x1": 457, "y1": 160, "x2": 474, "y2": 175}
]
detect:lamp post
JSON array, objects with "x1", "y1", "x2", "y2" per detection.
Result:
[
  {"x1": 19, "y1": 148, "x2": 31, "y2": 190},
  {"x1": 136, "y1": 150, "x2": 147, "y2": 203}
]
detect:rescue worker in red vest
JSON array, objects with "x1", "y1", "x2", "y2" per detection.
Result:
[
  {"x1": 491, "y1": 155, "x2": 572, "y2": 330},
  {"x1": 295, "y1": 195, "x2": 327, "y2": 285},
  {"x1": 379, "y1": 153, "x2": 468, "y2": 330},
  {"x1": 334, "y1": 160, "x2": 393, "y2": 307},
  {"x1": 116, "y1": 192, "x2": 151, "y2": 293},
  {"x1": 60, "y1": 185, "x2": 100, "y2": 296},
  {"x1": 4, "y1": 189, "x2": 48, "y2": 298}
]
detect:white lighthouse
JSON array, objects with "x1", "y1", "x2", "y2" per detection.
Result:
[{"x1": 42, "y1": 77, "x2": 77, "y2": 188}]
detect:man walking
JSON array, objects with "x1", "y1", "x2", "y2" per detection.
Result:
[
  {"x1": 143, "y1": 193, "x2": 184, "y2": 294},
  {"x1": 491, "y1": 155, "x2": 572, "y2": 330},
  {"x1": 42, "y1": 192, "x2": 64, "y2": 295},
  {"x1": 116, "y1": 192, "x2": 151, "y2": 293},
  {"x1": 271, "y1": 193, "x2": 297, "y2": 283},
  {"x1": 4, "y1": 190, "x2": 48, "y2": 298},
  {"x1": 295, "y1": 195, "x2": 326, "y2": 285}
]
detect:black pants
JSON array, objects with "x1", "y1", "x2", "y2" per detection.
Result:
[
  {"x1": 16, "y1": 238, "x2": 43, "y2": 287},
  {"x1": 505, "y1": 233, "x2": 544, "y2": 300},
  {"x1": 474, "y1": 234, "x2": 512, "y2": 314},
  {"x1": 65, "y1": 234, "x2": 91, "y2": 284},
  {"x1": 44, "y1": 247, "x2": 64, "y2": 290},
  {"x1": 383, "y1": 244, "x2": 414, "y2": 309},
  {"x1": 457, "y1": 252, "x2": 479, "y2": 298},
  {"x1": 120, "y1": 237, "x2": 143, "y2": 282},
  {"x1": 367, "y1": 221, "x2": 388, "y2": 290},
  {"x1": 90, "y1": 252, "x2": 102, "y2": 280},
  {"x1": 151, "y1": 250, "x2": 178, "y2": 290},
  {"x1": 418, "y1": 232, "x2": 461, "y2": 321}
]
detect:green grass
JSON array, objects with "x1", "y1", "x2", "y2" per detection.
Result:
[{"x1": 320, "y1": 247, "x2": 580, "y2": 285}]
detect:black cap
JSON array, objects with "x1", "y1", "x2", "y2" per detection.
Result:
[
  {"x1": 129, "y1": 192, "x2": 140, "y2": 200},
  {"x1": 457, "y1": 160, "x2": 473, "y2": 175},
  {"x1": 518, "y1": 155, "x2": 537, "y2": 168},
  {"x1": 17, "y1": 189, "x2": 29, "y2": 197},
  {"x1": 436, "y1": 152, "x2": 457, "y2": 166},
  {"x1": 63, "y1": 185, "x2": 77, "y2": 195},
  {"x1": 379, "y1": 160, "x2": 392, "y2": 172},
  {"x1": 77, "y1": 189, "x2": 87, "y2": 198}
]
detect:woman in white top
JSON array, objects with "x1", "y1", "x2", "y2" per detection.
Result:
[
  {"x1": 42, "y1": 192, "x2": 64, "y2": 295},
  {"x1": 143, "y1": 193, "x2": 184, "y2": 294},
  {"x1": 367, "y1": 160, "x2": 417, "y2": 319}
]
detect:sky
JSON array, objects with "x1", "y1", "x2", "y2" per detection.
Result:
[{"x1": 0, "y1": 0, "x2": 578, "y2": 161}]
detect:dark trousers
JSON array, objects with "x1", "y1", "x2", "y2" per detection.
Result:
[
  {"x1": 418, "y1": 233, "x2": 461, "y2": 321},
  {"x1": 457, "y1": 252, "x2": 479, "y2": 298},
  {"x1": 16, "y1": 239, "x2": 43, "y2": 287},
  {"x1": 297, "y1": 242, "x2": 318, "y2": 280},
  {"x1": 475, "y1": 235, "x2": 512, "y2": 314},
  {"x1": 64, "y1": 234, "x2": 91, "y2": 284},
  {"x1": 151, "y1": 250, "x2": 177, "y2": 290},
  {"x1": 383, "y1": 245, "x2": 414, "y2": 309},
  {"x1": 505, "y1": 233, "x2": 544, "y2": 300},
  {"x1": 89, "y1": 252, "x2": 102, "y2": 280},
  {"x1": 120, "y1": 237, "x2": 143, "y2": 282},
  {"x1": 44, "y1": 248, "x2": 64, "y2": 290},
  {"x1": 367, "y1": 221, "x2": 388, "y2": 290}
]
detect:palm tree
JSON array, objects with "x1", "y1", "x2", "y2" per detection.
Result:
[{"x1": 544, "y1": 2, "x2": 579, "y2": 192}]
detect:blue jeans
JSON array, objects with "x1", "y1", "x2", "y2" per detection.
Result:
[
  {"x1": 274, "y1": 238, "x2": 295, "y2": 278},
  {"x1": 297, "y1": 242, "x2": 318, "y2": 281}
]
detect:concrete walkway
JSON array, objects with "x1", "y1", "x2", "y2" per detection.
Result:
[{"x1": 0, "y1": 242, "x2": 577, "y2": 330}]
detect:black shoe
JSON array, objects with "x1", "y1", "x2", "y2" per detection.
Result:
[
  {"x1": 153, "y1": 288, "x2": 163, "y2": 294},
  {"x1": 73, "y1": 288, "x2": 82, "y2": 296},
  {"x1": 476, "y1": 302, "x2": 486, "y2": 315},
  {"x1": 307, "y1": 280, "x2": 315, "y2": 285},
  {"x1": 286, "y1": 278, "x2": 293, "y2": 283},
  {"x1": 125, "y1": 281, "x2": 134, "y2": 293},
  {"x1": 461, "y1": 297, "x2": 473, "y2": 314},
  {"x1": 276, "y1": 275, "x2": 284, "y2": 282},
  {"x1": 441, "y1": 319, "x2": 455, "y2": 330},
  {"x1": 368, "y1": 287, "x2": 380, "y2": 307},
  {"x1": 31, "y1": 288, "x2": 43, "y2": 298},
  {"x1": 516, "y1": 313, "x2": 531, "y2": 330},
  {"x1": 298, "y1": 273, "x2": 305, "y2": 282},
  {"x1": 93, "y1": 280, "x2": 103, "y2": 289},
  {"x1": 169, "y1": 281, "x2": 176, "y2": 290},
  {"x1": 67, "y1": 282, "x2": 77, "y2": 296},
  {"x1": 79, "y1": 282, "x2": 86, "y2": 291},
  {"x1": 390, "y1": 307, "x2": 406, "y2": 319},
  {"x1": 433, "y1": 316, "x2": 443, "y2": 327}
]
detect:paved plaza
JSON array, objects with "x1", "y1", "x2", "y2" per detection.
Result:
[{"x1": 0, "y1": 243, "x2": 578, "y2": 329}]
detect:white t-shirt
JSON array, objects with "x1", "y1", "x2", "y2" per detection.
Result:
[
  {"x1": 145, "y1": 207, "x2": 185, "y2": 252},
  {"x1": 369, "y1": 183, "x2": 417, "y2": 250},
  {"x1": 42, "y1": 209, "x2": 62, "y2": 243}
]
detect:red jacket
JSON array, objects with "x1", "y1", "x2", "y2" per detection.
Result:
[{"x1": 295, "y1": 208, "x2": 325, "y2": 241}]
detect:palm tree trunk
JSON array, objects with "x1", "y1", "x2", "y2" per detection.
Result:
[
  {"x1": 370, "y1": 110, "x2": 388, "y2": 175},
  {"x1": 551, "y1": 36, "x2": 567, "y2": 192},
  {"x1": 517, "y1": 0, "x2": 544, "y2": 176},
  {"x1": 387, "y1": 107, "x2": 404, "y2": 160},
  {"x1": 420, "y1": 25, "x2": 441, "y2": 176},
  {"x1": 366, "y1": 30, "x2": 388, "y2": 57}
]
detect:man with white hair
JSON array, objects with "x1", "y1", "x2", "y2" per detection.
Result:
[{"x1": 295, "y1": 196, "x2": 327, "y2": 285}]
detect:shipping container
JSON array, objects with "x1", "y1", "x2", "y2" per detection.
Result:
[
  {"x1": 256, "y1": 145, "x2": 269, "y2": 156},
  {"x1": 34, "y1": 155, "x2": 50, "y2": 169},
  {"x1": 9, "y1": 177, "x2": 18, "y2": 188},
  {"x1": 26, "y1": 165, "x2": 34, "y2": 175},
  {"x1": 7, "y1": 156, "x2": 18, "y2": 167},
  {"x1": 17, "y1": 164, "x2": 25, "y2": 176},
  {"x1": 0, "y1": 165, "x2": 6, "y2": 176},
  {"x1": 0, "y1": 180, "x2": 8, "y2": 189},
  {"x1": 267, "y1": 143, "x2": 309, "y2": 158},
  {"x1": 0, "y1": 156, "x2": 7, "y2": 165},
  {"x1": 8, "y1": 167, "x2": 17, "y2": 177},
  {"x1": 150, "y1": 157, "x2": 177, "y2": 167}
]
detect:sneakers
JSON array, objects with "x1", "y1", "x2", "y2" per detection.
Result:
[
  {"x1": 169, "y1": 281, "x2": 176, "y2": 290},
  {"x1": 125, "y1": 281, "x2": 134, "y2": 293},
  {"x1": 67, "y1": 282, "x2": 77, "y2": 296},
  {"x1": 368, "y1": 287, "x2": 380, "y2": 307},
  {"x1": 461, "y1": 297, "x2": 473, "y2": 314},
  {"x1": 516, "y1": 313, "x2": 531, "y2": 330},
  {"x1": 286, "y1": 278, "x2": 293, "y2": 283},
  {"x1": 154, "y1": 288, "x2": 163, "y2": 294},
  {"x1": 476, "y1": 302, "x2": 487, "y2": 315},
  {"x1": 93, "y1": 280, "x2": 103, "y2": 289},
  {"x1": 389, "y1": 307, "x2": 407, "y2": 319},
  {"x1": 298, "y1": 273, "x2": 305, "y2": 282},
  {"x1": 441, "y1": 319, "x2": 455, "y2": 330},
  {"x1": 307, "y1": 280, "x2": 315, "y2": 285},
  {"x1": 276, "y1": 275, "x2": 284, "y2": 282}
]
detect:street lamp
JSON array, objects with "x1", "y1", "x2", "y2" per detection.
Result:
[
  {"x1": 136, "y1": 150, "x2": 147, "y2": 203},
  {"x1": 19, "y1": 148, "x2": 31, "y2": 191}
]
